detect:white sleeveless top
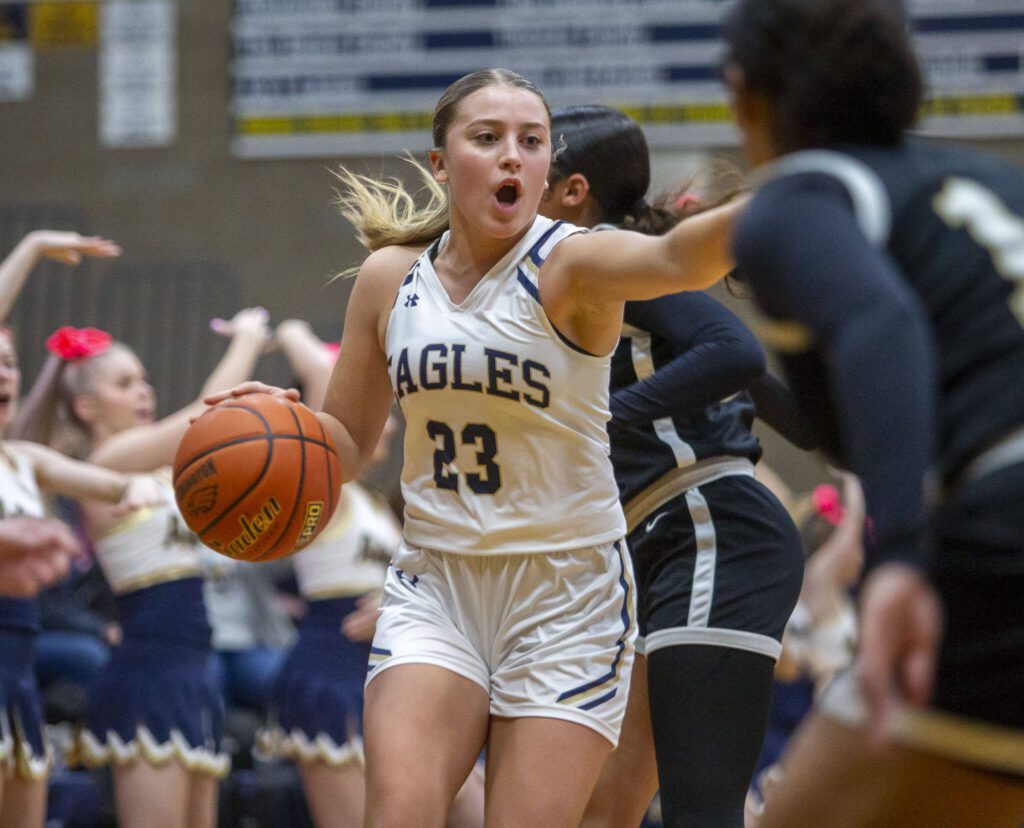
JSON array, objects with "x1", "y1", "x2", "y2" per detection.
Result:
[
  {"x1": 93, "y1": 468, "x2": 203, "y2": 594},
  {"x1": 0, "y1": 445, "x2": 46, "y2": 520},
  {"x1": 291, "y1": 482, "x2": 399, "y2": 599},
  {"x1": 386, "y1": 216, "x2": 626, "y2": 555}
]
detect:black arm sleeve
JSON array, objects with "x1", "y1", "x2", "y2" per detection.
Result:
[
  {"x1": 734, "y1": 174, "x2": 937, "y2": 573},
  {"x1": 610, "y1": 292, "x2": 766, "y2": 424},
  {"x1": 747, "y1": 373, "x2": 818, "y2": 450}
]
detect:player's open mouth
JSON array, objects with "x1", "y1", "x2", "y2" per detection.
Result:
[{"x1": 495, "y1": 181, "x2": 520, "y2": 207}]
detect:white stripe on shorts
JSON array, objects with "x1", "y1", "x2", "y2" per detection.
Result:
[
  {"x1": 643, "y1": 627, "x2": 782, "y2": 661},
  {"x1": 685, "y1": 487, "x2": 717, "y2": 628}
]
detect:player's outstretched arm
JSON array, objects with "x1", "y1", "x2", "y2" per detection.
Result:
[
  {"x1": 546, "y1": 196, "x2": 747, "y2": 307},
  {"x1": 90, "y1": 307, "x2": 270, "y2": 473},
  {"x1": 0, "y1": 230, "x2": 120, "y2": 322}
]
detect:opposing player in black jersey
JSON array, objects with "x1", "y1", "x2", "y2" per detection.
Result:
[
  {"x1": 540, "y1": 105, "x2": 805, "y2": 828},
  {"x1": 724, "y1": 0, "x2": 1024, "y2": 824}
]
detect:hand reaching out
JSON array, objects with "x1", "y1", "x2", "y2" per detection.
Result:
[
  {"x1": 209, "y1": 306, "x2": 271, "y2": 340},
  {"x1": 112, "y1": 474, "x2": 165, "y2": 517},
  {"x1": 29, "y1": 231, "x2": 121, "y2": 265},
  {"x1": 0, "y1": 517, "x2": 80, "y2": 597},
  {"x1": 341, "y1": 591, "x2": 381, "y2": 642}
]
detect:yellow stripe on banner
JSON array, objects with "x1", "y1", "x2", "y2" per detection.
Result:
[
  {"x1": 237, "y1": 112, "x2": 434, "y2": 136},
  {"x1": 921, "y1": 94, "x2": 1022, "y2": 118},
  {"x1": 238, "y1": 93, "x2": 1024, "y2": 140},
  {"x1": 622, "y1": 103, "x2": 735, "y2": 126},
  {"x1": 29, "y1": 2, "x2": 98, "y2": 48}
]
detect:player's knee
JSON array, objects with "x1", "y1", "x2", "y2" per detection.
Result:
[{"x1": 365, "y1": 781, "x2": 449, "y2": 828}]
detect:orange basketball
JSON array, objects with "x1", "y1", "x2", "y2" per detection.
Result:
[{"x1": 173, "y1": 393, "x2": 342, "y2": 562}]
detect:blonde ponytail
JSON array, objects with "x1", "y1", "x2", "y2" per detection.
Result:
[{"x1": 333, "y1": 156, "x2": 448, "y2": 256}]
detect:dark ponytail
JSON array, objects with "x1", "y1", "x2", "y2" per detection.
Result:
[{"x1": 550, "y1": 105, "x2": 747, "y2": 237}]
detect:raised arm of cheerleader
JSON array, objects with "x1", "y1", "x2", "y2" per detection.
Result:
[
  {"x1": 0, "y1": 231, "x2": 120, "y2": 322},
  {"x1": 90, "y1": 307, "x2": 270, "y2": 472},
  {"x1": 274, "y1": 319, "x2": 335, "y2": 410},
  {"x1": 12, "y1": 440, "x2": 161, "y2": 511}
]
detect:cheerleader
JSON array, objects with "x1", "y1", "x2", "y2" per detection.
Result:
[
  {"x1": 22, "y1": 309, "x2": 269, "y2": 828},
  {"x1": 0, "y1": 326, "x2": 158, "y2": 827}
]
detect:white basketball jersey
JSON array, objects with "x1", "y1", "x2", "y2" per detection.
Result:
[
  {"x1": 386, "y1": 216, "x2": 626, "y2": 555},
  {"x1": 291, "y1": 482, "x2": 399, "y2": 599},
  {"x1": 0, "y1": 445, "x2": 46, "y2": 521},
  {"x1": 93, "y1": 468, "x2": 203, "y2": 594}
]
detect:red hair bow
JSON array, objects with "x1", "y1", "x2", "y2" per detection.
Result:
[
  {"x1": 811, "y1": 483, "x2": 845, "y2": 527},
  {"x1": 45, "y1": 326, "x2": 112, "y2": 360}
]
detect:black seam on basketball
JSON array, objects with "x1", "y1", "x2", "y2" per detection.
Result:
[
  {"x1": 174, "y1": 433, "x2": 334, "y2": 484},
  {"x1": 252, "y1": 405, "x2": 308, "y2": 562},
  {"x1": 196, "y1": 433, "x2": 275, "y2": 537}
]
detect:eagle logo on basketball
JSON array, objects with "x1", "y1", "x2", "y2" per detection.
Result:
[{"x1": 185, "y1": 484, "x2": 219, "y2": 517}]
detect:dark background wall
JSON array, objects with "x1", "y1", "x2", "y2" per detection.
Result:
[{"x1": 2, "y1": 1, "x2": 1023, "y2": 494}]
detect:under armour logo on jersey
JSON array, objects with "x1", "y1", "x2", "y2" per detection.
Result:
[
  {"x1": 404, "y1": 293, "x2": 420, "y2": 308},
  {"x1": 395, "y1": 567, "x2": 419, "y2": 588}
]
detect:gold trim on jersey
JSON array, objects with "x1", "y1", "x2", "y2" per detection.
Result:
[
  {"x1": 112, "y1": 565, "x2": 203, "y2": 596},
  {"x1": 0, "y1": 715, "x2": 52, "y2": 781},
  {"x1": 94, "y1": 506, "x2": 157, "y2": 539},
  {"x1": 890, "y1": 707, "x2": 1024, "y2": 776},
  {"x1": 752, "y1": 318, "x2": 814, "y2": 354},
  {"x1": 256, "y1": 726, "x2": 363, "y2": 768},
  {"x1": 622, "y1": 457, "x2": 755, "y2": 533},
  {"x1": 68, "y1": 726, "x2": 230, "y2": 778}
]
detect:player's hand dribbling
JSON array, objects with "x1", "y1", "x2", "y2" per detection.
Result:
[
  {"x1": 855, "y1": 562, "x2": 942, "y2": 744},
  {"x1": 201, "y1": 381, "x2": 300, "y2": 411}
]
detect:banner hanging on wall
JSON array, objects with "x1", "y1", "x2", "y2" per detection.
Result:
[
  {"x1": 100, "y1": 0, "x2": 176, "y2": 148},
  {"x1": 230, "y1": 0, "x2": 1024, "y2": 159},
  {"x1": 0, "y1": 3, "x2": 32, "y2": 103}
]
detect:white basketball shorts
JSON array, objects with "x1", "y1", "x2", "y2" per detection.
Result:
[{"x1": 366, "y1": 538, "x2": 637, "y2": 746}]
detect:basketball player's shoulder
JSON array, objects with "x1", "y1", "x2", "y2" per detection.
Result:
[{"x1": 351, "y1": 243, "x2": 428, "y2": 311}]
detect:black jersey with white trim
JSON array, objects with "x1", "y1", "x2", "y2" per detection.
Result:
[
  {"x1": 609, "y1": 291, "x2": 764, "y2": 504},
  {"x1": 734, "y1": 139, "x2": 1024, "y2": 570}
]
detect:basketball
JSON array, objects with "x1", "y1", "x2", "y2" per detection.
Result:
[{"x1": 172, "y1": 393, "x2": 342, "y2": 562}]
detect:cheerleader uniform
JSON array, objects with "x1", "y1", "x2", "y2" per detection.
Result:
[
  {"x1": 260, "y1": 482, "x2": 399, "y2": 765},
  {"x1": 68, "y1": 469, "x2": 228, "y2": 777},
  {"x1": 0, "y1": 445, "x2": 51, "y2": 781}
]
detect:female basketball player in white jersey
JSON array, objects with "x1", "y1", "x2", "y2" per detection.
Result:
[
  {"x1": 209, "y1": 69, "x2": 743, "y2": 826},
  {"x1": 21, "y1": 309, "x2": 269, "y2": 828},
  {"x1": 260, "y1": 319, "x2": 484, "y2": 827}
]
